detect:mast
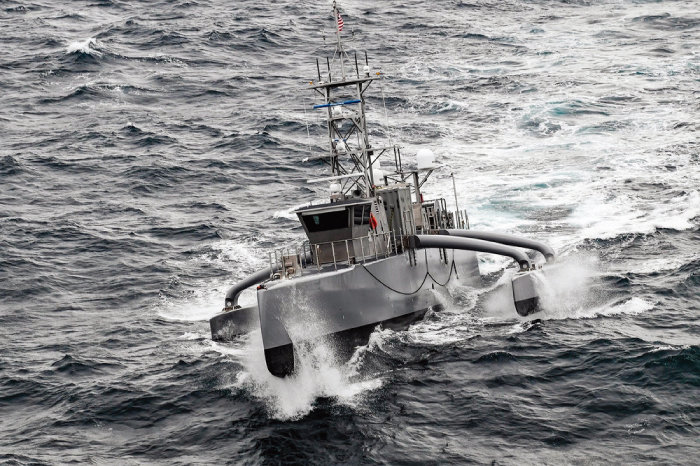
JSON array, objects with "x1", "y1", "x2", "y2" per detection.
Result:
[
  {"x1": 307, "y1": 2, "x2": 429, "y2": 202},
  {"x1": 308, "y1": 1, "x2": 377, "y2": 199}
]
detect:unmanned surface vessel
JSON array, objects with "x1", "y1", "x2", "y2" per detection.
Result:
[{"x1": 210, "y1": 2, "x2": 555, "y2": 377}]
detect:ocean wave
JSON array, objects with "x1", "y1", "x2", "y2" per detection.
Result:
[
  {"x1": 139, "y1": 223, "x2": 222, "y2": 241},
  {"x1": 49, "y1": 354, "x2": 123, "y2": 376},
  {"x1": 632, "y1": 13, "x2": 699, "y2": 31},
  {"x1": 2, "y1": 0, "x2": 699, "y2": 461},
  {"x1": 0, "y1": 155, "x2": 22, "y2": 176},
  {"x1": 65, "y1": 37, "x2": 102, "y2": 57}
]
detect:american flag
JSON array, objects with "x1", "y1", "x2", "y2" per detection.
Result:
[{"x1": 337, "y1": 13, "x2": 344, "y2": 32}]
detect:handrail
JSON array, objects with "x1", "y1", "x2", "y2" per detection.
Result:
[
  {"x1": 260, "y1": 206, "x2": 476, "y2": 280},
  {"x1": 267, "y1": 231, "x2": 396, "y2": 275}
]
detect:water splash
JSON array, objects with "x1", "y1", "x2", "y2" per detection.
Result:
[
  {"x1": 482, "y1": 254, "x2": 602, "y2": 323},
  {"x1": 155, "y1": 240, "x2": 265, "y2": 322},
  {"x1": 230, "y1": 331, "x2": 383, "y2": 420},
  {"x1": 484, "y1": 254, "x2": 657, "y2": 332},
  {"x1": 533, "y1": 255, "x2": 601, "y2": 319}
]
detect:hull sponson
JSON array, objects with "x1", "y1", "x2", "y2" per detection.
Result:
[
  {"x1": 258, "y1": 248, "x2": 480, "y2": 375},
  {"x1": 210, "y1": 304, "x2": 259, "y2": 342}
]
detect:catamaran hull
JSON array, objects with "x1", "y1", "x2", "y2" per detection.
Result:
[{"x1": 258, "y1": 248, "x2": 480, "y2": 377}]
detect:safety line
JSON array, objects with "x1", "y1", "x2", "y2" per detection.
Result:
[{"x1": 359, "y1": 251, "x2": 457, "y2": 295}]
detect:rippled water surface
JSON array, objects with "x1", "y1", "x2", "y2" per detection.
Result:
[{"x1": 1, "y1": 0, "x2": 698, "y2": 463}]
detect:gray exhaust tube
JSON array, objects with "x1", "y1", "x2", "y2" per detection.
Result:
[
  {"x1": 224, "y1": 252, "x2": 313, "y2": 308},
  {"x1": 409, "y1": 234, "x2": 532, "y2": 270},
  {"x1": 212, "y1": 268, "x2": 277, "y2": 343},
  {"x1": 410, "y1": 234, "x2": 548, "y2": 317},
  {"x1": 438, "y1": 230, "x2": 555, "y2": 316},
  {"x1": 439, "y1": 229, "x2": 555, "y2": 262},
  {"x1": 224, "y1": 267, "x2": 277, "y2": 309}
]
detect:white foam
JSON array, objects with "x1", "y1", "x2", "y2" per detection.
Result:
[
  {"x1": 346, "y1": 327, "x2": 394, "y2": 369},
  {"x1": 480, "y1": 254, "x2": 655, "y2": 326},
  {"x1": 404, "y1": 291, "x2": 482, "y2": 346},
  {"x1": 537, "y1": 294, "x2": 653, "y2": 323},
  {"x1": 209, "y1": 240, "x2": 266, "y2": 269},
  {"x1": 66, "y1": 38, "x2": 101, "y2": 56},
  {"x1": 650, "y1": 344, "x2": 690, "y2": 353},
  {"x1": 628, "y1": 255, "x2": 696, "y2": 275},
  {"x1": 601, "y1": 297, "x2": 654, "y2": 316},
  {"x1": 207, "y1": 340, "x2": 248, "y2": 358},
  {"x1": 272, "y1": 205, "x2": 301, "y2": 221},
  {"x1": 222, "y1": 331, "x2": 383, "y2": 420},
  {"x1": 500, "y1": 296, "x2": 653, "y2": 335},
  {"x1": 571, "y1": 189, "x2": 700, "y2": 240},
  {"x1": 153, "y1": 239, "x2": 271, "y2": 322},
  {"x1": 156, "y1": 288, "x2": 223, "y2": 322}
]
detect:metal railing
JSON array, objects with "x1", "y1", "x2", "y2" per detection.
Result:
[
  {"x1": 419, "y1": 208, "x2": 470, "y2": 232},
  {"x1": 268, "y1": 231, "x2": 406, "y2": 278},
  {"x1": 318, "y1": 231, "x2": 397, "y2": 269},
  {"x1": 454, "y1": 209, "x2": 470, "y2": 229},
  {"x1": 266, "y1": 208, "x2": 469, "y2": 280}
]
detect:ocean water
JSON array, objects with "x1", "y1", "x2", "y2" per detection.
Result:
[{"x1": 1, "y1": 0, "x2": 698, "y2": 463}]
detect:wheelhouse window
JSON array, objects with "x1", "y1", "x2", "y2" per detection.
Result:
[
  {"x1": 353, "y1": 204, "x2": 371, "y2": 225},
  {"x1": 302, "y1": 209, "x2": 349, "y2": 232}
]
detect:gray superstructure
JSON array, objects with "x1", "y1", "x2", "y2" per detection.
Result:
[{"x1": 210, "y1": 1, "x2": 556, "y2": 377}]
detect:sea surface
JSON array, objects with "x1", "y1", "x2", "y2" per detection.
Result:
[{"x1": 1, "y1": 0, "x2": 698, "y2": 464}]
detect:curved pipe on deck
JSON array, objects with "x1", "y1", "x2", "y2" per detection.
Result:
[
  {"x1": 409, "y1": 235, "x2": 532, "y2": 270},
  {"x1": 224, "y1": 267, "x2": 277, "y2": 308},
  {"x1": 224, "y1": 253, "x2": 313, "y2": 308},
  {"x1": 439, "y1": 229, "x2": 556, "y2": 262}
]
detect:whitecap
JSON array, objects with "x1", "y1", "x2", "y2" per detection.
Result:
[{"x1": 65, "y1": 37, "x2": 102, "y2": 57}]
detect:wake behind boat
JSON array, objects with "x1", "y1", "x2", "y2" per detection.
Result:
[{"x1": 210, "y1": 1, "x2": 556, "y2": 377}]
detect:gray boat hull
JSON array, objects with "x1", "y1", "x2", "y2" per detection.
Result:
[{"x1": 258, "y1": 248, "x2": 480, "y2": 376}]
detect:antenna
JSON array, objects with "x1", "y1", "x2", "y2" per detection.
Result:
[
  {"x1": 332, "y1": 1, "x2": 346, "y2": 80},
  {"x1": 306, "y1": 1, "x2": 388, "y2": 198}
]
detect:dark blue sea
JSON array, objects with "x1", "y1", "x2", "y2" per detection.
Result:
[{"x1": 1, "y1": 0, "x2": 698, "y2": 463}]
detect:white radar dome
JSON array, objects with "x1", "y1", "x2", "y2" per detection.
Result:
[
  {"x1": 372, "y1": 167, "x2": 385, "y2": 183},
  {"x1": 417, "y1": 148, "x2": 438, "y2": 171},
  {"x1": 329, "y1": 182, "x2": 341, "y2": 194}
]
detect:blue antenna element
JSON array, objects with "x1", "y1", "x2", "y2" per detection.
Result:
[{"x1": 313, "y1": 99, "x2": 361, "y2": 109}]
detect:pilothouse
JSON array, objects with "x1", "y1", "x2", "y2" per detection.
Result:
[{"x1": 211, "y1": 1, "x2": 557, "y2": 377}]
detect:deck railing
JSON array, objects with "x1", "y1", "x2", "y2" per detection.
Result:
[
  {"x1": 267, "y1": 208, "x2": 469, "y2": 279},
  {"x1": 268, "y1": 231, "x2": 404, "y2": 278}
]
